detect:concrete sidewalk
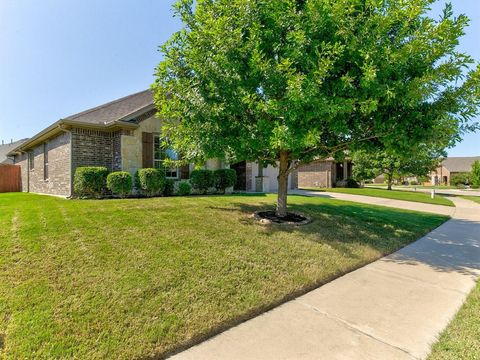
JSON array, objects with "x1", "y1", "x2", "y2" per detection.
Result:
[
  {"x1": 170, "y1": 197, "x2": 479, "y2": 360},
  {"x1": 371, "y1": 186, "x2": 480, "y2": 197},
  {"x1": 291, "y1": 189, "x2": 456, "y2": 216}
]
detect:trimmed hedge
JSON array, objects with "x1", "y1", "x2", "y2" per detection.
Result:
[
  {"x1": 135, "y1": 168, "x2": 165, "y2": 196},
  {"x1": 450, "y1": 172, "x2": 470, "y2": 187},
  {"x1": 163, "y1": 179, "x2": 175, "y2": 196},
  {"x1": 336, "y1": 177, "x2": 360, "y2": 188},
  {"x1": 190, "y1": 169, "x2": 214, "y2": 194},
  {"x1": 74, "y1": 167, "x2": 109, "y2": 198},
  {"x1": 346, "y1": 178, "x2": 360, "y2": 188},
  {"x1": 213, "y1": 168, "x2": 237, "y2": 193},
  {"x1": 107, "y1": 171, "x2": 133, "y2": 198},
  {"x1": 177, "y1": 181, "x2": 192, "y2": 196}
]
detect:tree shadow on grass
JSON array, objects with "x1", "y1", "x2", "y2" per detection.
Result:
[
  {"x1": 212, "y1": 196, "x2": 480, "y2": 276},
  {"x1": 154, "y1": 198, "x2": 479, "y2": 360},
  {"x1": 209, "y1": 197, "x2": 448, "y2": 258}
]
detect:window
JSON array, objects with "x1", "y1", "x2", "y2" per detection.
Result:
[
  {"x1": 43, "y1": 143, "x2": 49, "y2": 180},
  {"x1": 154, "y1": 135, "x2": 179, "y2": 178},
  {"x1": 28, "y1": 151, "x2": 34, "y2": 170}
]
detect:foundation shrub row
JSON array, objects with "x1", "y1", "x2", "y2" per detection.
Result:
[{"x1": 73, "y1": 167, "x2": 236, "y2": 198}]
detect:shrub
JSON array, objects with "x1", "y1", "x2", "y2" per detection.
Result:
[
  {"x1": 344, "y1": 178, "x2": 360, "y2": 188},
  {"x1": 190, "y1": 169, "x2": 214, "y2": 194},
  {"x1": 418, "y1": 175, "x2": 429, "y2": 183},
  {"x1": 213, "y1": 168, "x2": 237, "y2": 193},
  {"x1": 471, "y1": 161, "x2": 480, "y2": 188},
  {"x1": 450, "y1": 172, "x2": 471, "y2": 187},
  {"x1": 107, "y1": 172, "x2": 132, "y2": 198},
  {"x1": 74, "y1": 166, "x2": 109, "y2": 198},
  {"x1": 163, "y1": 179, "x2": 175, "y2": 196},
  {"x1": 177, "y1": 181, "x2": 192, "y2": 196},
  {"x1": 410, "y1": 181, "x2": 419, "y2": 186},
  {"x1": 135, "y1": 168, "x2": 165, "y2": 196}
]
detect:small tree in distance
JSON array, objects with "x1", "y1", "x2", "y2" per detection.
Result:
[
  {"x1": 154, "y1": 0, "x2": 480, "y2": 217},
  {"x1": 471, "y1": 160, "x2": 480, "y2": 188}
]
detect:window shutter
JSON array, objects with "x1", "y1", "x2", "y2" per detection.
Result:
[
  {"x1": 142, "y1": 132, "x2": 153, "y2": 168},
  {"x1": 180, "y1": 164, "x2": 190, "y2": 179}
]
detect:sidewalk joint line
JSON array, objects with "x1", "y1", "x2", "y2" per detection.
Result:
[{"x1": 296, "y1": 300, "x2": 420, "y2": 360}]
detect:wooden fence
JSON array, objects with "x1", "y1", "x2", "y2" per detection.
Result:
[{"x1": 0, "y1": 164, "x2": 21, "y2": 193}]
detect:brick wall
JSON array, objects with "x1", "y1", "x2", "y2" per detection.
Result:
[
  {"x1": 71, "y1": 128, "x2": 122, "y2": 174},
  {"x1": 298, "y1": 161, "x2": 335, "y2": 188},
  {"x1": 430, "y1": 166, "x2": 450, "y2": 185},
  {"x1": 15, "y1": 152, "x2": 28, "y2": 192},
  {"x1": 14, "y1": 132, "x2": 71, "y2": 196},
  {"x1": 290, "y1": 170, "x2": 298, "y2": 189}
]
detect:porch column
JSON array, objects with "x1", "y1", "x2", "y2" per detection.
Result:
[
  {"x1": 343, "y1": 161, "x2": 348, "y2": 179},
  {"x1": 255, "y1": 162, "x2": 269, "y2": 192}
]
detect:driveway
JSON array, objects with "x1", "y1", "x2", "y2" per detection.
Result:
[{"x1": 170, "y1": 196, "x2": 479, "y2": 360}]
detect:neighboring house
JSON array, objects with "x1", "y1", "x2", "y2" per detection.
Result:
[
  {"x1": 0, "y1": 139, "x2": 28, "y2": 164},
  {"x1": 373, "y1": 174, "x2": 385, "y2": 184},
  {"x1": 8, "y1": 89, "x2": 353, "y2": 197},
  {"x1": 297, "y1": 158, "x2": 353, "y2": 188},
  {"x1": 429, "y1": 156, "x2": 480, "y2": 185}
]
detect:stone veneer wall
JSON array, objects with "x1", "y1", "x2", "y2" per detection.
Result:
[
  {"x1": 297, "y1": 161, "x2": 336, "y2": 188},
  {"x1": 121, "y1": 115, "x2": 163, "y2": 175},
  {"x1": 14, "y1": 132, "x2": 71, "y2": 196}
]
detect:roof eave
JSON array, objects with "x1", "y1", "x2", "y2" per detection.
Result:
[{"x1": 7, "y1": 120, "x2": 139, "y2": 156}]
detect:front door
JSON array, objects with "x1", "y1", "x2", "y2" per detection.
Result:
[
  {"x1": 230, "y1": 161, "x2": 246, "y2": 190},
  {"x1": 336, "y1": 162, "x2": 344, "y2": 181}
]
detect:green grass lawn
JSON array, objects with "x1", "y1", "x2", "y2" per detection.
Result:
[
  {"x1": 462, "y1": 196, "x2": 480, "y2": 204},
  {"x1": 302, "y1": 187, "x2": 454, "y2": 206},
  {"x1": 428, "y1": 281, "x2": 480, "y2": 360},
  {"x1": 0, "y1": 193, "x2": 447, "y2": 359}
]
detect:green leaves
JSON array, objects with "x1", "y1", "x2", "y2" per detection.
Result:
[{"x1": 153, "y1": 0, "x2": 480, "y2": 172}]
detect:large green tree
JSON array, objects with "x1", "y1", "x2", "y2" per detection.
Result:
[{"x1": 153, "y1": 0, "x2": 480, "y2": 217}]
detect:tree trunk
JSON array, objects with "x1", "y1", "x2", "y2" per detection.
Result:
[
  {"x1": 386, "y1": 174, "x2": 393, "y2": 190},
  {"x1": 276, "y1": 151, "x2": 289, "y2": 218}
]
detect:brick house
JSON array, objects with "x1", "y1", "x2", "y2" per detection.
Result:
[
  {"x1": 429, "y1": 156, "x2": 480, "y2": 185},
  {"x1": 8, "y1": 90, "x2": 351, "y2": 196},
  {"x1": 297, "y1": 159, "x2": 353, "y2": 188}
]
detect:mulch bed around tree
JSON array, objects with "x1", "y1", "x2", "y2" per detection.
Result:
[{"x1": 254, "y1": 210, "x2": 312, "y2": 225}]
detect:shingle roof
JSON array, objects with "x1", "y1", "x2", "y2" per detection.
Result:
[
  {"x1": 7, "y1": 89, "x2": 154, "y2": 155},
  {"x1": 62, "y1": 89, "x2": 154, "y2": 125},
  {"x1": 0, "y1": 139, "x2": 28, "y2": 164},
  {"x1": 442, "y1": 156, "x2": 480, "y2": 173}
]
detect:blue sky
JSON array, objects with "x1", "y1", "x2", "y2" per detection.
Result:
[{"x1": 0, "y1": 0, "x2": 478, "y2": 156}]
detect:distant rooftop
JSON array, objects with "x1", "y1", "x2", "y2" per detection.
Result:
[
  {"x1": 0, "y1": 139, "x2": 29, "y2": 164},
  {"x1": 442, "y1": 156, "x2": 480, "y2": 173}
]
